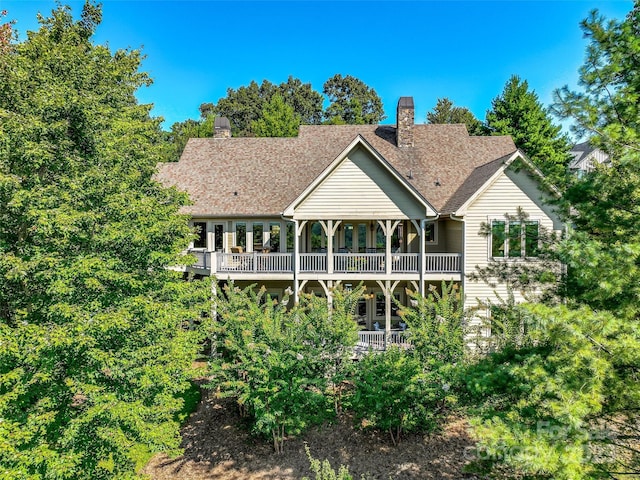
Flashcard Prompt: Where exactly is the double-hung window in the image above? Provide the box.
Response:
[491,219,539,258]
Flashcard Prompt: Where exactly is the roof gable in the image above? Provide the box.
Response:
[284,136,435,219]
[450,150,558,216]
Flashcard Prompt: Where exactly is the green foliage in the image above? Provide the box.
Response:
[251,94,300,137]
[209,283,362,453]
[352,347,444,446]
[0,3,210,478]
[322,74,385,125]
[302,444,365,480]
[399,283,465,367]
[553,3,640,154]
[208,76,324,136]
[426,97,487,135]
[464,304,640,479]
[486,75,573,189]
[552,3,640,318]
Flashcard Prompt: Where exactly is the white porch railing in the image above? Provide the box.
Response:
[356,330,412,351]
[391,253,418,273]
[334,253,385,273]
[191,251,462,274]
[216,252,292,272]
[300,253,327,272]
[424,253,461,273]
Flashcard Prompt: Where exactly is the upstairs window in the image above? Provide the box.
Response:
[193,222,207,248]
[491,220,539,258]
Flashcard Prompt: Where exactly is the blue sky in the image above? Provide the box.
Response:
[1,0,634,136]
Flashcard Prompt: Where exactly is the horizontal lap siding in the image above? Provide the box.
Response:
[463,170,560,310]
[294,148,424,219]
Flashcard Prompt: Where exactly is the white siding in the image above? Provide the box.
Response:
[294,147,426,220]
[463,169,562,310]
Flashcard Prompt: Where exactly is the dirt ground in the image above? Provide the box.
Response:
[144,389,478,480]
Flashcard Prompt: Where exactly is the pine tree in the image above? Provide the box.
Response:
[486,75,572,189]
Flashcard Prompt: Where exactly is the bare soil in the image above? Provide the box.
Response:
[144,388,477,480]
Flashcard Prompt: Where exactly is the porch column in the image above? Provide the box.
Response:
[385,220,392,275]
[419,219,425,297]
[293,219,300,304]
[326,220,334,274]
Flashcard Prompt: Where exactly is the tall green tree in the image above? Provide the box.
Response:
[323,74,385,125]
[206,76,323,136]
[251,93,300,137]
[0,3,208,478]
[553,1,640,317]
[486,75,572,188]
[426,97,486,135]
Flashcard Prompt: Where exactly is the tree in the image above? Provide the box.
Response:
[209,283,362,453]
[553,2,640,317]
[426,97,486,135]
[251,93,300,137]
[0,3,208,478]
[162,114,215,162]
[486,75,573,189]
[323,74,385,125]
[553,3,640,154]
[209,76,323,136]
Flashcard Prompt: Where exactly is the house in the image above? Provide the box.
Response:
[156,97,563,342]
[569,141,610,178]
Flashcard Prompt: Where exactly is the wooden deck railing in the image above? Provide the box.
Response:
[189,251,462,274]
[356,330,412,351]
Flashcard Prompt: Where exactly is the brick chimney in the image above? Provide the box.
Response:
[214,116,231,139]
[396,97,414,148]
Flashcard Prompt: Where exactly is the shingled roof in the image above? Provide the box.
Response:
[156,123,517,217]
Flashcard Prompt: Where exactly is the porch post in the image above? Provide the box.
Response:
[385,220,392,275]
[293,219,300,304]
[419,219,425,297]
[385,280,391,339]
[326,220,334,274]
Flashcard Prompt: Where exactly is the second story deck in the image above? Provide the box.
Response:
[188,250,462,280]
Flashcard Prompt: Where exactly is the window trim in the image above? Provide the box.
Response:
[488,217,540,260]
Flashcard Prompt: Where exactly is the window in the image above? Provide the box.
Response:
[286,223,294,252]
[425,222,437,244]
[214,224,224,251]
[269,222,280,252]
[491,219,539,258]
[253,222,263,251]
[235,222,246,250]
[193,221,207,248]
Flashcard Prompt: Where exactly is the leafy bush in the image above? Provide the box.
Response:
[209,282,362,453]
[351,347,446,445]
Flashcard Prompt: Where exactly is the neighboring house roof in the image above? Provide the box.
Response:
[156,123,517,217]
[569,141,610,171]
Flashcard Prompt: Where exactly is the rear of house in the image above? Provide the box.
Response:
[156,97,563,342]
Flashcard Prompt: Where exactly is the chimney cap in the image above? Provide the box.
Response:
[398,97,414,109]
[214,116,231,130]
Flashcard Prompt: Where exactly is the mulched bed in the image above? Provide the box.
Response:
[144,389,478,480]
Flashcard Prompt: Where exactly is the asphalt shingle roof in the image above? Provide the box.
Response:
[156,123,517,216]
